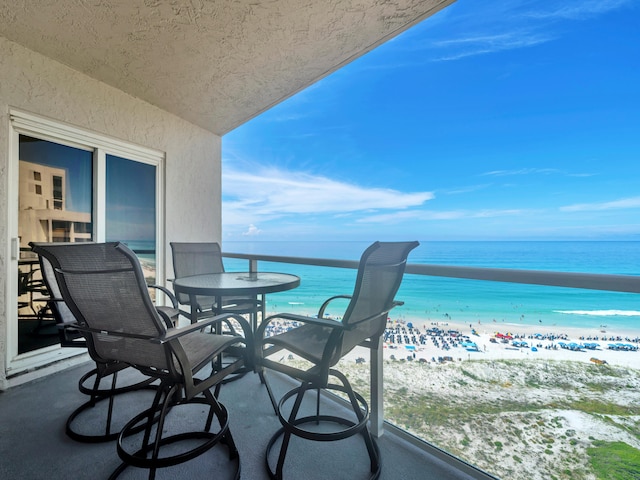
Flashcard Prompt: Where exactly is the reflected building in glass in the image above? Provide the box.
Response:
[19,160,92,247]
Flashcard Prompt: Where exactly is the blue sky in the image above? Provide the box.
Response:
[222,0,640,242]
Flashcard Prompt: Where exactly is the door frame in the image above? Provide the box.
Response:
[5,109,166,378]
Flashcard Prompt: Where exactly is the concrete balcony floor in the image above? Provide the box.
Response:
[0,359,481,479]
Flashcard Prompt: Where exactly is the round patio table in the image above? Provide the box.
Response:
[173,271,300,328]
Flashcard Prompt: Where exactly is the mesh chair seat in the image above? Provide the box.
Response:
[177,331,241,373]
[265,321,334,366]
[256,241,419,480]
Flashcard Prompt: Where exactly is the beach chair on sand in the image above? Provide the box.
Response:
[255,241,419,479]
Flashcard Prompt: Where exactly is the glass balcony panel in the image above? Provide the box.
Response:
[223,251,640,480]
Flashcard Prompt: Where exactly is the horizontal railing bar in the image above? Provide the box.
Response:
[223,252,640,294]
[404,263,640,294]
[223,251,359,269]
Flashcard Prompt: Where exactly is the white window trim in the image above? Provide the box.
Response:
[6,109,166,377]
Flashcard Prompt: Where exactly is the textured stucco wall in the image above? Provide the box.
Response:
[0,36,221,386]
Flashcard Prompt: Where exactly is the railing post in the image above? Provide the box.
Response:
[370,339,384,437]
[247,258,265,323]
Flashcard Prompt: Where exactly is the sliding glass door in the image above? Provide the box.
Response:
[9,111,164,373]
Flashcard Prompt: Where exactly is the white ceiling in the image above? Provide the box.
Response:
[0,0,453,135]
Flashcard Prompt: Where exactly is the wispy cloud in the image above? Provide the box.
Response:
[431,31,552,61]
[480,168,597,178]
[473,209,527,218]
[416,0,633,62]
[481,168,562,177]
[521,0,633,21]
[356,210,465,224]
[357,207,526,224]
[560,196,640,212]
[222,165,434,227]
[442,183,492,195]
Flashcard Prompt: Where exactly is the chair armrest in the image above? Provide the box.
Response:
[257,312,345,340]
[317,295,351,318]
[56,319,80,331]
[148,284,179,309]
[156,308,176,328]
[154,313,252,344]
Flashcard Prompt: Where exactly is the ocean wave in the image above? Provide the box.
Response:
[554,309,640,317]
[288,302,304,305]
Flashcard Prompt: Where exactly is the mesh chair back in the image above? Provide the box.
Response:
[32,242,171,371]
[339,241,419,358]
[171,242,224,306]
[38,254,86,348]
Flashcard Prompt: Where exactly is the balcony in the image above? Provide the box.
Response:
[1,250,638,479]
[0,351,487,480]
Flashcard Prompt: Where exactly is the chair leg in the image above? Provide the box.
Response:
[140,382,168,454]
[260,369,279,414]
[265,374,381,480]
[204,387,239,459]
[104,371,120,437]
[67,368,154,443]
[332,369,381,475]
[112,380,240,479]
[270,381,308,479]
[315,387,321,425]
[149,384,179,478]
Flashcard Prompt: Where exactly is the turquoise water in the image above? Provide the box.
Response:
[221,241,640,333]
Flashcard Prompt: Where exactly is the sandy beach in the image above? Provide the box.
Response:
[262,315,640,480]
[262,311,640,479]
[378,317,640,369]
[262,309,640,370]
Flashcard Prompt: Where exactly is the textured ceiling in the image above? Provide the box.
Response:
[0,0,453,135]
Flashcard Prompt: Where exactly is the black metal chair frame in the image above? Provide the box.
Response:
[32,243,180,443]
[255,241,419,480]
[32,242,253,480]
[171,241,263,385]
[170,241,264,323]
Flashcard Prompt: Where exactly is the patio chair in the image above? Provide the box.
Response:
[255,241,419,480]
[171,241,263,323]
[32,245,180,442]
[31,242,253,479]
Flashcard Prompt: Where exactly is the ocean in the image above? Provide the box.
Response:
[220,241,640,333]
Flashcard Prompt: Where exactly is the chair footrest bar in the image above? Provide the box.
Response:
[266,382,381,479]
[265,424,381,480]
[77,368,156,398]
[113,397,238,476]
